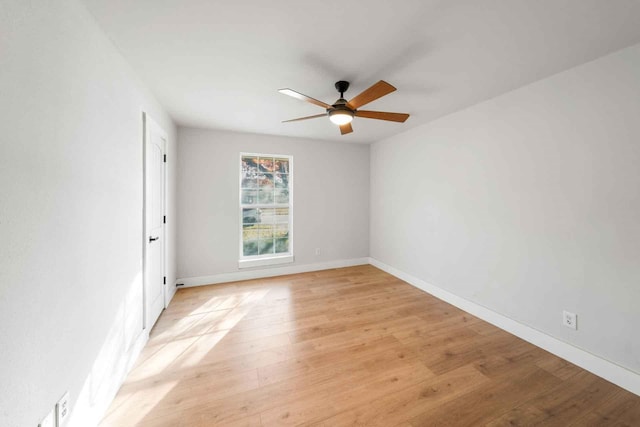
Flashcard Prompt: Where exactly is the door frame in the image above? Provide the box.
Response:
[142,111,167,330]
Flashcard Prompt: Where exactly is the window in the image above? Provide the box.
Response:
[239,153,293,268]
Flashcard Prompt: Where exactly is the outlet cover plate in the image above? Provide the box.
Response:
[563,310,577,330]
[56,391,70,426]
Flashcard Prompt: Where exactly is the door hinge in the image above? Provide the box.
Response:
[163,215,166,224]
[163,154,167,163]
[163,276,166,285]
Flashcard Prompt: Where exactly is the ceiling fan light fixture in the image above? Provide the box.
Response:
[280,80,409,135]
[328,109,354,125]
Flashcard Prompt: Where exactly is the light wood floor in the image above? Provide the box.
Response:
[100,265,640,426]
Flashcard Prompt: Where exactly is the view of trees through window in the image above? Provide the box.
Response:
[241,155,291,257]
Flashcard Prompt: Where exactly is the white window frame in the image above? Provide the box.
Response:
[238,152,294,269]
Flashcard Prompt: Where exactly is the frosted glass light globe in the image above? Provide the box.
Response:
[329,110,354,125]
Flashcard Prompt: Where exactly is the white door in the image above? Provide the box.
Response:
[144,113,166,329]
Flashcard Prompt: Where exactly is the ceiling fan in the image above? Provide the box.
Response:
[279,80,410,135]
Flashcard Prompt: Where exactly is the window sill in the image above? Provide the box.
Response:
[238,255,294,269]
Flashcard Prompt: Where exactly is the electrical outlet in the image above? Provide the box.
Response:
[38,409,55,427]
[315,248,321,256]
[563,310,577,330]
[56,392,70,426]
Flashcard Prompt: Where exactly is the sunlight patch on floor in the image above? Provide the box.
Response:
[99,380,178,427]
[96,285,287,426]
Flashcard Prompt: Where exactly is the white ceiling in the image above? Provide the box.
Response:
[82,0,640,143]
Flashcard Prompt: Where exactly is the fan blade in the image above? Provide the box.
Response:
[339,123,353,135]
[355,110,410,123]
[347,80,396,109]
[279,88,331,109]
[282,114,326,123]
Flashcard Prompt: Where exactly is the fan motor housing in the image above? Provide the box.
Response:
[327,99,353,114]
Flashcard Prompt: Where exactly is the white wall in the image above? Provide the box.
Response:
[371,44,640,374]
[177,128,369,281]
[0,0,176,426]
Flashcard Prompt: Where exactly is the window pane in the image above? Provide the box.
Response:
[275,238,289,253]
[274,207,289,223]
[259,157,275,172]
[242,208,260,224]
[259,224,274,239]
[258,188,273,204]
[242,156,258,190]
[257,208,275,224]
[241,189,257,204]
[243,224,259,241]
[259,173,274,189]
[258,238,274,255]
[274,224,288,238]
[275,158,289,173]
[241,177,257,189]
[243,240,258,256]
[275,173,288,189]
[242,156,258,176]
[274,189,289,204]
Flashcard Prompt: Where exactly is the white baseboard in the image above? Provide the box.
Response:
[368,257,640,397]
[165,279,178,307]
[177,257,370,288]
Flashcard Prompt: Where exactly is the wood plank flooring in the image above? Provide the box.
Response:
[100,265,640,426]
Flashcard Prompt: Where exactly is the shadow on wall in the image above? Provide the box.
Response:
[68,272,144,427]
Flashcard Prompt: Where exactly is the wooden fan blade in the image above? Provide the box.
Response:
[347,80,396,109]
[279,88,331,109]
[339,123,353,135]
[282,114,327,123]
[355,110,410,123]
